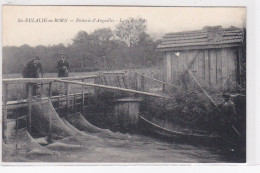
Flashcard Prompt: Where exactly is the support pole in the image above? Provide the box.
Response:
[15,111,18,154]
[47,98,52,143]
[49,82,52,97]
[2,83,8,141]
[82,79,85,110]
[162,82,166,92]
[57,97,60,115]
[134,73,138,90]
[74,92,76,115]
[141,74,145,91]
[48,81,52,143]
[65,82,69,120]
[27,83,32,134]
[40,83,43,99]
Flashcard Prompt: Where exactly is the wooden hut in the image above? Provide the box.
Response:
[157,26,246,91]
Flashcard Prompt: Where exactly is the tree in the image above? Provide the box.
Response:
[92,28,114,42]
[115,17,147,47]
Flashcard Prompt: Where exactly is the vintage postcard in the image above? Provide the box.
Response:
[1,5,247,164]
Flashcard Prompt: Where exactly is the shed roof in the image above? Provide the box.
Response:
[157,26,245,51]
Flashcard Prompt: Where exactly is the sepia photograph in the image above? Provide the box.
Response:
[1,5,247,163]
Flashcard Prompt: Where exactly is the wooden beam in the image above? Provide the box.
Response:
[6,92,91,107]
[2,75,99,84]
[55,79,171,99]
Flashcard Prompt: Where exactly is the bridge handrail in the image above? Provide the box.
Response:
[2,75,99,84]
[135,72,180,89]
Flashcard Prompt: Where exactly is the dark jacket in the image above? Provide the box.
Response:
[22,60,43,78]
[220,100,236,123]
[57,59,69,77]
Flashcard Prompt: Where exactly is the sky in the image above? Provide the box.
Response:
[2,6,246,47]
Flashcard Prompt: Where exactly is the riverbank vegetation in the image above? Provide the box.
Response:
[140,75,246,135]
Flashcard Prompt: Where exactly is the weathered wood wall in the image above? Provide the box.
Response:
[164,47,244,91]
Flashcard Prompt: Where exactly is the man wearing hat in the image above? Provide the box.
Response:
[22,56,44,95]
[56,52,69,78]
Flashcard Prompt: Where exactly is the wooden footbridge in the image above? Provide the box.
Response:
[2,71,176,143]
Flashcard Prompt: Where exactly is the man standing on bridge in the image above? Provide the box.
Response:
[57,52,69,78]
[22,56,44,96]
[56,52,70,93]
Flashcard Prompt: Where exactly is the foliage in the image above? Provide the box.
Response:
[115,17,147,47]
[3,17,163,74]
[140,76,223,132]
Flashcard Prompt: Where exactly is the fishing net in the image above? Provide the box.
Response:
[4,119,16,144]
[3,128,55,157]
[61,118,93,137]
[31,98,76,139]
[67,112,131,140]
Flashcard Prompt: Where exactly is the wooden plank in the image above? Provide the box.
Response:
[163,52,167,82]
[207,50,211,86]
[2,75,99,84]
[171,52,178,80]
[227,48,236,91]
[235,48,240,87]
[166,52,172,83]
[221,48,228,91]
[203,50,209,84]
[209,50,217,86]
[197,50,200,79]
[55,79,171,99]
[27,83,32,134]
[198,50,205,82]
[216,49,223,90]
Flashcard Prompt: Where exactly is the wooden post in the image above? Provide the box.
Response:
[81,79,85,110]
[65,82,69,119]
[162,82,166,92]
[2,83,8,141]
[141,74,145,91]
[134,73,138,90]
[74,93,76,115]
[40,83,43,99]
[27,83,32,134]
[47,98,52,143]
[48,82,52,143]
[49,82,52,97]
[57,97,60,115]
[15,111,18,154]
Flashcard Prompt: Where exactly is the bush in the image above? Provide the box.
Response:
[140,75,223,132]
